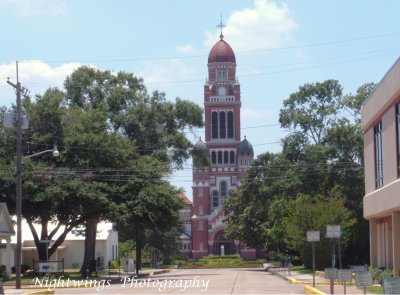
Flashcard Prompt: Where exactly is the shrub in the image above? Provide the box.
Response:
[371,267,393,284]
[11,264,30,274]
[0,265,6,278]
[108,260,120,269]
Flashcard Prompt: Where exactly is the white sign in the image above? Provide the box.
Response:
[123,258,135,273]
[326,225,341,238]
[324,268,337,280]
[39,262,58,273]
[337,269,352,282]
[355,271,373,287]
[307,231,320,242]
[383,277,400,294]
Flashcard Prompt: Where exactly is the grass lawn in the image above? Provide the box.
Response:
[290,265,313,274]
[364,285,384,294]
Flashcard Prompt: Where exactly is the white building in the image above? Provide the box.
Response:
[0,203,15,276]
[13,220,118,270]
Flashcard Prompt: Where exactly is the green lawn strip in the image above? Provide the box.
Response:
[363,285,384,294]
[177,256,263,269]
[290,265,313,274]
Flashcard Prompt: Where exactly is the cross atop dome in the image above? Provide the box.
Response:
[216,15,226,40]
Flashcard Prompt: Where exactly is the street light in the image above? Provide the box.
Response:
[14,145,60,288]
[25,145,59,159]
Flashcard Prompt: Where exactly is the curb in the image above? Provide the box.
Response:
[304,285,327,295]
[23,291,54,295]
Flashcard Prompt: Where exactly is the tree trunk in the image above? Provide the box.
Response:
[80,216,99,276]
[135,227,142,274]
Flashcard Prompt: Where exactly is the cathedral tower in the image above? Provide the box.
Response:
[191,31,255,259]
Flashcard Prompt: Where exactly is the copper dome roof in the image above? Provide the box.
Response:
[237,137,254,156]
[208,38,236,63]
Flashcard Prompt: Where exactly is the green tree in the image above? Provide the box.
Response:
[225,80,373,265]
[279,79,342,144]
[64,66,203,274]
[283,194,355,269]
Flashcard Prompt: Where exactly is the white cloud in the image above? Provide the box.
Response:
[0,0,67,16]
[204,0,297,52]
[139,58,198,87]
[176,44,196,54]
[0,61,81,101]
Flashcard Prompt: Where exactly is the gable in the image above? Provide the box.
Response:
[0,203,15,236]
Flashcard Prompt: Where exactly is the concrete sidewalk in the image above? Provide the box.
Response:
[268,267,376,294]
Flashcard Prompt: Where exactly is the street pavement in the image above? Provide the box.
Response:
[3,267,380,294]
[5,268,305,294]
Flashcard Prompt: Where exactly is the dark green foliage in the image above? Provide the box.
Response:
[225,81,375,266]
[0,66,204,272]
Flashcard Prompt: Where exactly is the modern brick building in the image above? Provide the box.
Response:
[362,57,400,276]
[190,34,255,259]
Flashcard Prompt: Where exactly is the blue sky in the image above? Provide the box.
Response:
[1,0,400,198]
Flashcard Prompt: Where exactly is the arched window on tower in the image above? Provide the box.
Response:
[211,151,216,164]
[224,151,228,164]
[212,190,219,208]
[220,111,226,138]
[212,111,218,139]
[217,70,227,80]
[230,151,235,164]
[218,151,222,164]
[220,181,227,197]
[227,111,234,138]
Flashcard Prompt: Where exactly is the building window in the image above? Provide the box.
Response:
[220,111,226,138]
[217,70,227,80]
[212,112,218,139]
[228,111,234,138]
[211,151,216,164]
[218,151,222,164]
[224,151,229,163]
[212,190,219,207]
[230,151,235,164]
[396,103,400,178]
[198,205,203,215]
[199,187,203,197]
[374,121,383,189]
[220,181,227,197]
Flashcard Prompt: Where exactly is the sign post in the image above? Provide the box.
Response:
[307,230,320,287]
[337,269,352,295]
[326,225,341,295]
[355,271,372,295]
[325,268,337,294]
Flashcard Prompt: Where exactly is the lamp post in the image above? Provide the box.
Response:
[14,146,59,288]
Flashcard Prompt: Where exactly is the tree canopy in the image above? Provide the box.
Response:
[225,80,375,266]
[0,66,203,272]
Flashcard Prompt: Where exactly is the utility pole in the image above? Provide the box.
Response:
[7,61,25,289]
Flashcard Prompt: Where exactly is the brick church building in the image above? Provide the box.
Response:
[190,33,255,259]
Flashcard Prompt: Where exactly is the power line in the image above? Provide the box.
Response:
[11,31,400,65]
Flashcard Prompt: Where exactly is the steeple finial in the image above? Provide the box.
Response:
[217,15,225,40]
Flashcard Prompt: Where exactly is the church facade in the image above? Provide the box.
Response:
[191,34,255,259]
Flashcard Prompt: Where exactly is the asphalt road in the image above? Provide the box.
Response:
[50,268,305,294]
